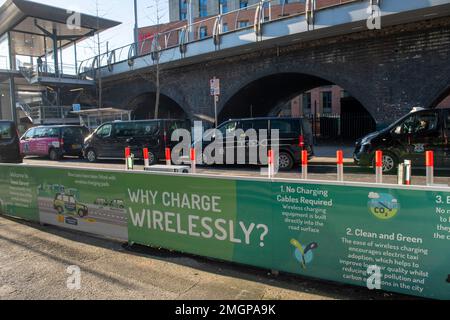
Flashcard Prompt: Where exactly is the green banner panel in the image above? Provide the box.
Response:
[0,164,449,299]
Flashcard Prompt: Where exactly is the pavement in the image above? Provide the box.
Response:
[0,214,411,300]
[21,156,450,186]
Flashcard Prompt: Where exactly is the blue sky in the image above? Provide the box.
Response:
[0,0,170,61]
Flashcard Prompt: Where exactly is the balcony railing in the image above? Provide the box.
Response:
[78,0,362,76]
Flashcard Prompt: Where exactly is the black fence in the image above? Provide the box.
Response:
[305,113,376,143]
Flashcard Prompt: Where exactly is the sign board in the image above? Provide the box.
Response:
[0,164,449,300]
[72,104,81,112]
[210,77,220,96]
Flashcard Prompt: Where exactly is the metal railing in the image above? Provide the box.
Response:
[78,0,362,76]
[16,58,81,83]
[30,105,78,123]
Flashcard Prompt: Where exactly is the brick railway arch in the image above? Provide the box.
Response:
[218,71,372,117]
[429,84,450,109]
[125,91,189,120]
[217,71,376,141]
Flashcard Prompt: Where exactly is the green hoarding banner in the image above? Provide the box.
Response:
[0,164,449,299]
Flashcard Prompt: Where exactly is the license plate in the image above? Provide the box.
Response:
[72,144,81,149]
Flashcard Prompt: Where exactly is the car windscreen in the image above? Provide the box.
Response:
[0,123,12,140]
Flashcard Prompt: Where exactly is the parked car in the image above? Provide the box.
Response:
[199,117,314,170]
[354,107,450,173]
[20,125,90,160]
[53,193,88,217]
[83,119,191,163]
[0,121,22,163]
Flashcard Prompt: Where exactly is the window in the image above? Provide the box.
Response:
[96,124,112,138]
[222,23,229,32]
[219,0,228,13]
[199,0,208,17]
[322,91,332,113]
[0,123,12,140]
[41,127,59,138]
[23,128,35,140]
[303,92,312,114]
[238,20,249,28]
[199,26,208,39]
[33,128,47,138]
[239,0,248,9]
[136,122,159,136]
[219,121,238,136]
[63,127,87,139]
[271,120,300,135]
[395,112,438,135]
[179,0,188,20]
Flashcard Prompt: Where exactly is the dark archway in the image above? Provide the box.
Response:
[431,85,450,109]
[128,92,188,120]
[219,73,332,122]
[219,72,376,142]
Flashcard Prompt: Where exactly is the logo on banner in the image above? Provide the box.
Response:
[368,192,400,220]
[290,239,319,270]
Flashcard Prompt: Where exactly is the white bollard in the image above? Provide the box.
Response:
[190,148,196,174]
[404,160,412,186]
[426,151,434,186]
[143,148,150,167]
[165,148,171,166]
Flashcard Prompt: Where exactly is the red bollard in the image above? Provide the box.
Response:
[125,147,131,170]
[426,151,434,186]
[301,150,308,180]
[165,148,171,166]
[337,150,344,182]
[375,150,383,184]
[143,148,149,167]
[190,148,196,173]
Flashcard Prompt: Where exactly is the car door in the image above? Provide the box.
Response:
[20,128,35,155]
[393,111,443,166]
[135,121,160,158]
[408,110,443,166]
[94,123,115,158]
[32,127,50,155]
[252,120,269,164]
[221,121,239,165]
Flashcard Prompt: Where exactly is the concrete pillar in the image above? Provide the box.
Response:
[8,76,16,122]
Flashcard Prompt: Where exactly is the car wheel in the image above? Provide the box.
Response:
[86,149,97,163]
[49,149,60,161]
[78,209,86,217]
[277,152,294,171]
[147,150,157,165]
[374,151,397,174]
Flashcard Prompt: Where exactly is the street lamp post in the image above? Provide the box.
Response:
[134,0,139,53]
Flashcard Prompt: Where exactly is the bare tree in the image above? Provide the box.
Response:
[142,0,170,119]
